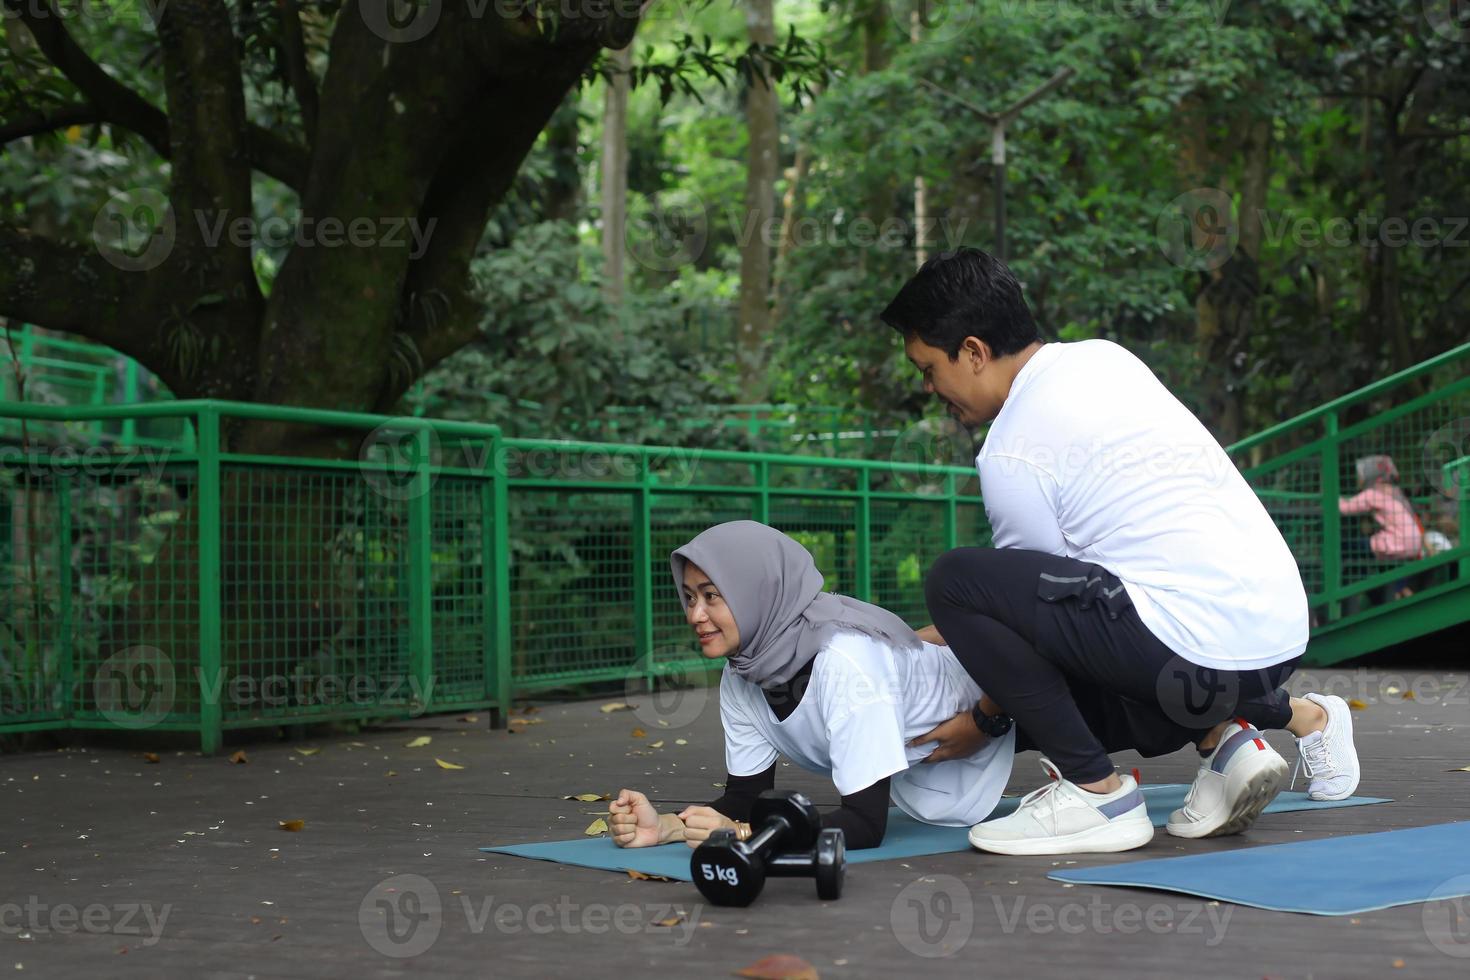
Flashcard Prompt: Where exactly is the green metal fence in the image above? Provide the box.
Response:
[1226,341,1470,663]
[4,341,1467,751]
[0,400,984,752]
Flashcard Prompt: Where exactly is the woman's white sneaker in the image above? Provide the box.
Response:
[1167,719,1287,839]
[969,756,1153,856]
[1294,692,1360,801]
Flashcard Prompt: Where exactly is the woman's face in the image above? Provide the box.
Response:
[682,561,739,659]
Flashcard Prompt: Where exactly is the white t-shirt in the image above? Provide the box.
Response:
[976,339,1308,670]
[721,631,1016,827]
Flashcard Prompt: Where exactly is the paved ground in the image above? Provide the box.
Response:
[4,665,1470,979]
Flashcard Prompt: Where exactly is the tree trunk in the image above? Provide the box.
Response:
[772,137,812,330]
[737,0,779,399]
[601,44,632,304]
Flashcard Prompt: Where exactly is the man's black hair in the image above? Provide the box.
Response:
[879,246,1040,359]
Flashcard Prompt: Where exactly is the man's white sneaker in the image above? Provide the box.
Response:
[969,756,1153,856]
[1293,692,1360,801]
[1167,719,1287,839]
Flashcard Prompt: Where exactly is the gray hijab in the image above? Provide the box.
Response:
[670,520,924,689]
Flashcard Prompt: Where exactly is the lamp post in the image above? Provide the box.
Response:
[919,67,1075,263]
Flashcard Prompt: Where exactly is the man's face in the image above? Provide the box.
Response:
[904,333,998,427]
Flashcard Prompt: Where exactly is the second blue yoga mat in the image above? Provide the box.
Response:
[482,785,1388,881]
[1049,820,1470,915]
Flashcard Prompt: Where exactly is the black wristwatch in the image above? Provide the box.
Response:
[970,702,1014,737]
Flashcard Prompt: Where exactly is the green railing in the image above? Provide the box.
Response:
[1,324,194,451]
[0,399,985,752]
[1226,341,1470,659]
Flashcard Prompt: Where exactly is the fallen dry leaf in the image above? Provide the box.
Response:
[405,736,432,748]
[649,740,665,749]
[434,758,465,770]
[1393,960,1405,969]
[509,717,543,726]
[143,752,160,764]
[1347,698,1368,710]
[458,715,479,723]
[386,770,398,777]
[229,750,249,765]
[734,954,819,980]
[675,739,689,746]
[631,727,647,738]
[585,817,608,836]
[600,702,633,714]
[653,914,686,927]
[1402,691,1416,701]
[1446,766,1470,773]
[294,747,320,756]
[563,793,610,802]
[250,916,262,925]
[278,819,305,832]
[628,870,676,882]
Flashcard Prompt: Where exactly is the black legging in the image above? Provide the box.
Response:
[926,547,1298,784]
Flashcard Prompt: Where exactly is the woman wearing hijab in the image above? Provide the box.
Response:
[607,520,1034,851]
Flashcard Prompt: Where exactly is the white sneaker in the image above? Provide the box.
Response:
[969,757,1153,856]
[1293,692,1360,801]
[1167,719,1287,838]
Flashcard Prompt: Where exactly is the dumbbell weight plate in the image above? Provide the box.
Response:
[813,828,845,901]
[691,829,764,907]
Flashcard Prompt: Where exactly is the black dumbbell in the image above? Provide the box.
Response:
[690,791,846,906]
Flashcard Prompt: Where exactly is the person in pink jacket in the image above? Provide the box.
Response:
[1339,455,1423,599]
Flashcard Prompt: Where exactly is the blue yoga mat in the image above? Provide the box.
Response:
[482,785,1388,881]
[1049,820,1470,915]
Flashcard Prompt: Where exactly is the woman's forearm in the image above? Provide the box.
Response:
[656,812,688,844]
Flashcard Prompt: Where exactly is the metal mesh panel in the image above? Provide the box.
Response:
[870,499,949,628]
[429,478,490,704]
[771,498,858,598]
[509,490,634,684]
[0,465,68,727]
